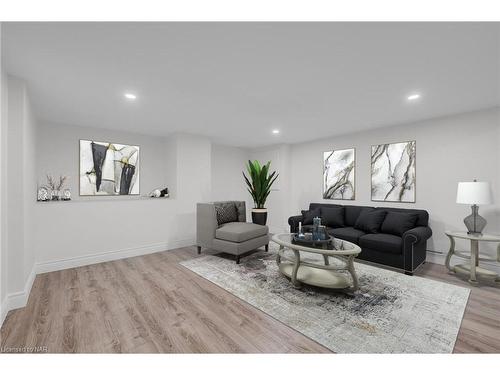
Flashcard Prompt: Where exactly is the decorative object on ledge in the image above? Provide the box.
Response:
[323,148,355,200]
[62,189,72,201]
[46,174,67,201]
[371,140,416,203]
[456,180,492,235]
[243,160,279,226]
[160,187,169,197]
[37,186,50,202]
[80,140,140,196]
[149,187,169,198]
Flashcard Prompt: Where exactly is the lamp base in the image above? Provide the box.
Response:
[464,205,487,235]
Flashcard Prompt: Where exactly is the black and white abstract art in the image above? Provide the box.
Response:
[80,140,140,196]
[371,141,415,202]
[323,148,355,200]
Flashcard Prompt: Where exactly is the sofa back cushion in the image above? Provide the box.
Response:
[381,211,419,236]
[354,209,387,233]
[309,203,342,211]
[378,207,429,227]
[321,206,345,228]
[215,202,238,226]
[302,207,321,225]
[345,205,374,226]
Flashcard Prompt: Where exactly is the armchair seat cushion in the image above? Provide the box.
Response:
[216,222,269,243]
[328,227,366,244]
[359,233,402,254]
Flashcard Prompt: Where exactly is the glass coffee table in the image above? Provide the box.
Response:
[272,233,361,291]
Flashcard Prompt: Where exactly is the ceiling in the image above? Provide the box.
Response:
[3,22,499,147]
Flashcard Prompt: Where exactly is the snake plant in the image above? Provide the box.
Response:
[243,160,279,209]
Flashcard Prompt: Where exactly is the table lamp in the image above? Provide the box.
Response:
[456,180,493,235]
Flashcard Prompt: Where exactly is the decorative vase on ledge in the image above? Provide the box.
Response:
[251,208,268,225]
[51,189,61,201]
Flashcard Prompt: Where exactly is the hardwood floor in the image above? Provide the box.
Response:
[1,247,499,353]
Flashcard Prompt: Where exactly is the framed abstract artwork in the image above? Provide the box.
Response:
[371,140,415,202]
[323,148,355,200]
[80,140,140,196]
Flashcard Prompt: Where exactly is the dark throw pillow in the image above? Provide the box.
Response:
[354,209,387,234]
[321,207,345,228]
[301,208,321,225]
[381,211,419,236]
[215,203,238,226]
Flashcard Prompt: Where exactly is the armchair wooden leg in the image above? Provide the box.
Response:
[404,271,413,276]
[236,255,240,264]
[197,246,201,255]
[265,244,269,252]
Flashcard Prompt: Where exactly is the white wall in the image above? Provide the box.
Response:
[288,108,500,260]
[0,75,38,322]
[211,143,252,218]
[34,122,178,267]
[37,122,169,201]
[169,133,212,245]
[250,144,292,234]
[0,22,6,324]
[33,127,252,270]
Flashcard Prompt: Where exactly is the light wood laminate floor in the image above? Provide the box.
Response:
[1,247,499,353]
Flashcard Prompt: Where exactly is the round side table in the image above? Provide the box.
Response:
[445,231,500,285]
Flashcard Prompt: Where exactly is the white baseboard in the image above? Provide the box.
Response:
[36,239,194,274]
[0,264,36,328]
[0,238,195,328]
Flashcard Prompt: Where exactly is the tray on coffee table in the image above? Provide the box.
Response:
[292,233,334,249]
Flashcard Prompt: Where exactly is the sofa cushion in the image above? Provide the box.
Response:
[381,211,419,236]
[354,209,387,234]
[359,233,403,254]
[301,207,321,225]
[321,206,345,228]
[309,203,342,211]
[328,227,366,244]
[378,207,429,227]
[344,205,373,226]
[215,222,268,243]
[215,203,238,225]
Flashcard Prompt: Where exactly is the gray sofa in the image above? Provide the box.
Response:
[196,201,269,263]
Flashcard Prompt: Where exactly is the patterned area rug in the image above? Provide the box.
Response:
[180,244,470,353]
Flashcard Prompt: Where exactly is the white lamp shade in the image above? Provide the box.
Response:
[456,181,493,205]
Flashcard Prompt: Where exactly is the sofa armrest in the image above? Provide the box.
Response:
[403,226,432,245]
[288,215,303,233]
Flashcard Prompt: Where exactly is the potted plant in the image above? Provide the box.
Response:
[243,160,279,225]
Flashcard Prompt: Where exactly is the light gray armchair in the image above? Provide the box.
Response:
[196,201,269,263]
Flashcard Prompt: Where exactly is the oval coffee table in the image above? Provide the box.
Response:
[272,233,361,291]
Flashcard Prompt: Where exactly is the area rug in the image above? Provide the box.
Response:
[180,244,470,353]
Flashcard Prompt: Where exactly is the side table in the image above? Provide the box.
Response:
[445,231,500,285]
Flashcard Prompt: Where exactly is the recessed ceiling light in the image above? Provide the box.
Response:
[407,93,421,101]
[272,129,280,134]
[124,92,137,100]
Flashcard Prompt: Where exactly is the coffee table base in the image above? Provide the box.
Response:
[276,243,359,291]
[279,263,352,289]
